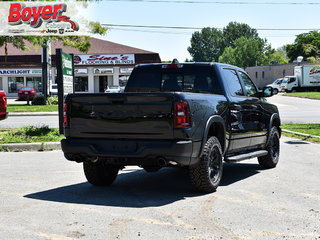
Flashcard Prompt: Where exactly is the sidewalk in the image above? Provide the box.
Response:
[8,112,58,116]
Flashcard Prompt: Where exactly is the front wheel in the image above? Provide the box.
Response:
[83,161,119,186]
[273,88,278,94]
[258,127,280,168]
[189,136,223,193]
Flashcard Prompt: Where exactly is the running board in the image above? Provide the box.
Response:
[225,150,268,162]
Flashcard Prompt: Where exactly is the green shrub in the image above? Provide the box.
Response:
[32,96,46,105]
[47,96,58,105]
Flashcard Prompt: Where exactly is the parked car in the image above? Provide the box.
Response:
[50,84,58,96]
[0,91,8,121]
[104,85,121,93]
[61,61,281,193]
[18,86,36,100]
[267,78,283,94]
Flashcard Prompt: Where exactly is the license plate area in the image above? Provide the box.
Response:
[100,141,138,153]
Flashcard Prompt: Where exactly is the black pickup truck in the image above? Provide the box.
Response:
[61,61,281,192]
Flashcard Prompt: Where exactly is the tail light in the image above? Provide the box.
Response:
[3,96,7,109]
[0,96,6,110]
[63,102,69,127]
[174,101,191,128]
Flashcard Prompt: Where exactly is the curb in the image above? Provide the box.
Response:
[1,142,61,152]
[282,129,320,140]
[282,94,320,101]
[8,112,58,116]
[1,130,318,152]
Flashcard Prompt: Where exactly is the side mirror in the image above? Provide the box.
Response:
[260,86,273,98]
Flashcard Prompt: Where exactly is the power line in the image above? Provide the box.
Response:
[104,0,320,5]
[103,23,320,31]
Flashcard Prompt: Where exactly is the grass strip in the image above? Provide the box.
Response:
[7,104,58,112]
[0,126,65,145]
[282,123,320,144]
[284,92,320,99]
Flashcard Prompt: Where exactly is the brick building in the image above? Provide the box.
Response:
[0,38,161,97]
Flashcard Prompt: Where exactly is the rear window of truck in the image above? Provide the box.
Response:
[125,65,222,94]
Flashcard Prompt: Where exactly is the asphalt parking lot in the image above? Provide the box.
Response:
[0,136,319,240]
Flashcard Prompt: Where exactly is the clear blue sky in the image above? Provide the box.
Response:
[87,0,320,61]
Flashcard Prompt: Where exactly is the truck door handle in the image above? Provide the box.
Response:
[233,104,242,110]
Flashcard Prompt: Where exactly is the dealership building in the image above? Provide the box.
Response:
[0,37,161,97]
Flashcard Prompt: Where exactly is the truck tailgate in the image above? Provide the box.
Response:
[67,93,175,139]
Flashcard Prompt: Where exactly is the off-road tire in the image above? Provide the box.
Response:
[258,126,280,168]
[83,161,119,186]
[189,136,223,193]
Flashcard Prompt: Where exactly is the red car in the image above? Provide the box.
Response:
[18,86,36,100]
[0,91,8,121]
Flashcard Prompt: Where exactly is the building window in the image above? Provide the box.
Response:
[262,71,265,79]
[255,72,258,78]
[119,75,130,87]
[75,76,88,92]
[26,77,42,93]
[8,77,24,93]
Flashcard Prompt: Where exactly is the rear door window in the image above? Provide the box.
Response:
[238,72,258,97]
[223,68,244,96]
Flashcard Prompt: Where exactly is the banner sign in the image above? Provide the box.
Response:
[0,2,88,36]
[120,67,134,74]
[0,69,42,75]
[94,68,113,74]
[74,54,135,65]
[75,68,88,74]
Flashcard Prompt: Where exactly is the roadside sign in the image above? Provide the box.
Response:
[56,49,74,134]
[62,52,74,95]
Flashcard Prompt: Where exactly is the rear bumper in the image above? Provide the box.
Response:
[0,112,8,121]
[61,138,197,166]
[18,94,35,100]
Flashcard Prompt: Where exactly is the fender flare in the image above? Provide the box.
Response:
[269,113,281,138]
[199,115,227,156]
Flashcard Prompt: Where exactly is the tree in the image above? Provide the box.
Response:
[218,37,273,68]
[187,27,223,62]
[0,36,29,62]
[270,46,289,64]
[286,31,320,62]
[187,22,261,62]
[222,21,259,48]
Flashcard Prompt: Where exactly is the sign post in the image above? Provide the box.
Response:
[56,49,74,134]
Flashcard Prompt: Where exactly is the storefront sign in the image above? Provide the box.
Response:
[75,68,88,74]
[94,68,113,74]
[74,54,135,65]
[120,67,134,74]
[0,69,42,75]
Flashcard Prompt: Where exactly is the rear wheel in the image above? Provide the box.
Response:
[258,127,280,168]
[142,165,161,172]
[83,160,119,186]
[189,136,223,193]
